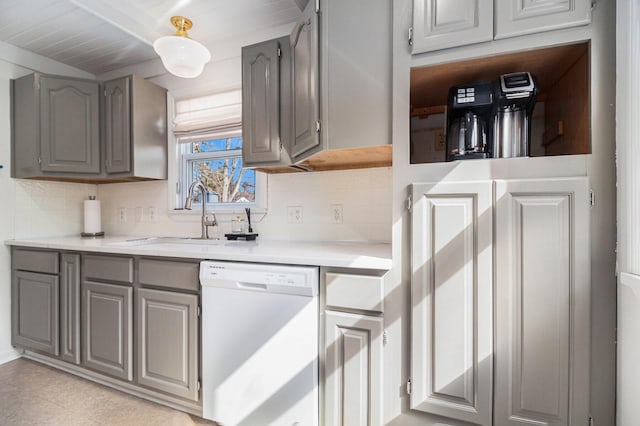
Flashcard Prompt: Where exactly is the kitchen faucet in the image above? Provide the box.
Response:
[184,181,218,239]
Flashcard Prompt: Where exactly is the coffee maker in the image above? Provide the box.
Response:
[445,81,494,161]
[445,72,538,161]
[492,72,538,158]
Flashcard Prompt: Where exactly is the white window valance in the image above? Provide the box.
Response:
[172,89,242,137]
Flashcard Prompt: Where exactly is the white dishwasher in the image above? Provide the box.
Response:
[200,261,319,426]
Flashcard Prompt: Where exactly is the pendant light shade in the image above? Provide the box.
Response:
[154,16,211,79]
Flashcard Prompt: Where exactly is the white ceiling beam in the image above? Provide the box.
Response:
[0,40,95,79]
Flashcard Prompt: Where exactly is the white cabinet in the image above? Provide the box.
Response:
[410,177,590,426]
[325,311,383,426]
[412,0,591,54]
[412,0,493,53]
[410,181,493,425]
[493,178,590,426]
[323,269,385,426]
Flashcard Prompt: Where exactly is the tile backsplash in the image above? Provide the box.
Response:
[98,167,392,242]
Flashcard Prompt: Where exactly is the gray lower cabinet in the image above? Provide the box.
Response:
[82,281,133,381]
[136,288,199,401]
[60,254,81,364]
[12,270,60,356]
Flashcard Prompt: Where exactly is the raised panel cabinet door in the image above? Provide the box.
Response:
[39,76,100,173]
[495,0,591,40]
[242,38,283,166]
[104,77,132,174]
[136,288,199,402]
[12,271,60,356]
[290,0,320,160]
[60,254,81,364]
[412,0,493,54]
[324,311,383,426]
[494,178,590,426]
[82,281,133,381]
[410,181,493,425]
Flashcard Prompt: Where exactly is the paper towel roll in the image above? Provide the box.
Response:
[83,197,102,235]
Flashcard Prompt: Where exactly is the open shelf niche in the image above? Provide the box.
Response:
[410,42,590,164]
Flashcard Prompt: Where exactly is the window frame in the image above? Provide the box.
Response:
[168,129,266,216]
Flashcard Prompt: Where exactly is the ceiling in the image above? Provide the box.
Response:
[0,0,302,76]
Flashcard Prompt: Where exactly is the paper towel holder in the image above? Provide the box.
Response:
[81,195,105,238]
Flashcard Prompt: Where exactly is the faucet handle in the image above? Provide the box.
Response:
[204,214,218,227]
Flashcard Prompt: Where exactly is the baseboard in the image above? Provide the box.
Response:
[0,348,23,365]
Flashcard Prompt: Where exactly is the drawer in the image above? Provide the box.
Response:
[12,249,59,274]
[139,258,200,292]
[84,254,133,284]
[325,272,384,313]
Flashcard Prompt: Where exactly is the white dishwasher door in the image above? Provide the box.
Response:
[201,261,319,426]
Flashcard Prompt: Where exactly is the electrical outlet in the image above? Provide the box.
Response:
[148,207,158,223]
[117,207,127,223]
[330,204,343,224]
[287,206,303,224]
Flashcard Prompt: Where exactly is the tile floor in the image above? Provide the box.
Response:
[0,358,217,425]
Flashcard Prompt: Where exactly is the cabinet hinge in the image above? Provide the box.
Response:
[35,78,40,90]
[406,378,412,395]
[315,120,321,133]
[37,156,42,165]
[589,190,595,207]
[277,47,282,58]
[407,193,413,213]
[197,380,201,392]
[315,0,320,13]
[382,329,388,346]
[589,415,593,426]
[197,306,201,317]
[408,26,414,46]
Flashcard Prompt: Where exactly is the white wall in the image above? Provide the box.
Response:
[97,167,392,242]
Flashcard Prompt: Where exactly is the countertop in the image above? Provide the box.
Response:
[5,236,392,270]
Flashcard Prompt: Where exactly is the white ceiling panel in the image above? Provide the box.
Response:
[0,0,301,75]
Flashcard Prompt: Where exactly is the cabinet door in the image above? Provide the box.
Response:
[495,0,591,40]
[410,181,493,425]
[104,77,132,174]
[412,0,493,54]
[136,288,199,402]
[39,76,100,173]
[12,271,59,356]
[494,178,590,426]
[242,39,283,166]
[60,254,81,364]
[82,281,133,381]
[325,311,383,426]
[290,0,320,160]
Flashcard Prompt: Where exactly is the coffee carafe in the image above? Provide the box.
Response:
[445,81,494,161]
[492,72,538,158]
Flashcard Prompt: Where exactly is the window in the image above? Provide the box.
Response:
[178,131,258,210]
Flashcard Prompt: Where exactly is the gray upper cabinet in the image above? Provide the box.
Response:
[242,37,292,167]
[82,280,133,381]
[103,75,167,180]
[412,0,591,54]
[12,73,100,178]
[136,288,199,402]
[290,0,320,160]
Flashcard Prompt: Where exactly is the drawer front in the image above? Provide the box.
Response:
[83,254,133,284]
[326,272,384,313]
[13,249,59,274]
[138,258,200,292]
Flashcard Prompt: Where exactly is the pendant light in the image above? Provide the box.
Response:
[154,16,211,79]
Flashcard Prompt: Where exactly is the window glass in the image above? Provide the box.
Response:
[179,136,256,208]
